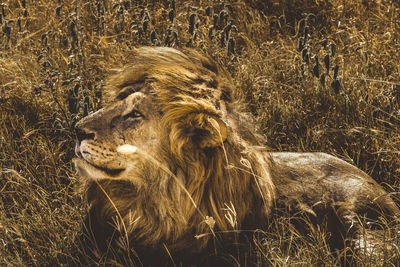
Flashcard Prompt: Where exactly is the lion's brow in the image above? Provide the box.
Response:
[116,81,146,100]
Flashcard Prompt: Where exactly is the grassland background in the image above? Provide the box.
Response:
[0,0,399,265]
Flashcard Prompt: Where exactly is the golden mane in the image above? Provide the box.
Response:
[77,47,275,252]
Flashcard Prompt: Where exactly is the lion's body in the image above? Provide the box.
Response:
[74,47,399,263]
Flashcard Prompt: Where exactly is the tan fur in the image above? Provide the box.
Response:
[74,47,399,259]
[74,47,274,253]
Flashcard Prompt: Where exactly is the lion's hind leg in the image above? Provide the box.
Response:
[337,202,400,265]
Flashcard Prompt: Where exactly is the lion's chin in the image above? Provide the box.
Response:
[73,158,125,179]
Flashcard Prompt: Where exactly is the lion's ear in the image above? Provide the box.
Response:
[168,112,228,152]
[197,115,228,149]
[184,112,227,149]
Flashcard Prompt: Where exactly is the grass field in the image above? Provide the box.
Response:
[1,0,399,265]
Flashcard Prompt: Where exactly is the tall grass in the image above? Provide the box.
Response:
[1,0,399,265]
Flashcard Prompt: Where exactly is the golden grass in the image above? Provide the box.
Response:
[0,0,399,265]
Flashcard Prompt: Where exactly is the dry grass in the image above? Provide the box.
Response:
[0,0,399,265]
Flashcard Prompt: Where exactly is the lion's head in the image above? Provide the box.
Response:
[74,47,275,253]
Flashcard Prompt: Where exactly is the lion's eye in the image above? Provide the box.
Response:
[123,110,143,120]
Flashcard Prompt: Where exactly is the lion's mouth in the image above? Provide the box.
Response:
[74,158,126,178]
[74,142,133,178]
[87,161,125,176]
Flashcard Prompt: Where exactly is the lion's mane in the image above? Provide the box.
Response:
[79,47,275,253]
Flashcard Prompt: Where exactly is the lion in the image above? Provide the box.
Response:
[74,47,399,264]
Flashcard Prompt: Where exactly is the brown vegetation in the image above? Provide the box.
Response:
[1,0,399,266]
